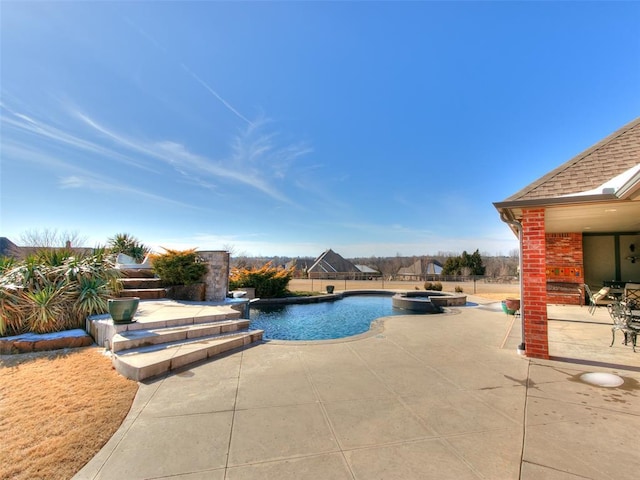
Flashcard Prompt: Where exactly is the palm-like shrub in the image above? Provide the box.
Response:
[229,262,293,298]
[0,250,121,337]
[107,233,150,262]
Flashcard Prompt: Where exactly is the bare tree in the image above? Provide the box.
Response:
[20,229,86,248]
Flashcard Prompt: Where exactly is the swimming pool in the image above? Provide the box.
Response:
[249,295,405,341]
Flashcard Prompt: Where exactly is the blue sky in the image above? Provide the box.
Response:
[1,1,639,258]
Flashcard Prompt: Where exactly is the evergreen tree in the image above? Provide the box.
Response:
[442,249,486,275]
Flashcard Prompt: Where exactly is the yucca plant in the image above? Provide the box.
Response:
[0,256,16,275]
[74,276,110,317]
[0,281,26,336]
[23,281,73,333]
[0,248,122,336]
[35,248,75,267]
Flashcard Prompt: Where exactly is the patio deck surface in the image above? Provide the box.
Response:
[75,297,640,479]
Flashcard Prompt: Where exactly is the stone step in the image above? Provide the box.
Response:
[119,288,166,300]
[111,319,250,352]
[119,269,157,278]
[120,278,163,289]
[111,306,242,333]
[112,330,264,381]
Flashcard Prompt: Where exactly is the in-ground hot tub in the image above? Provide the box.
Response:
[392,290,467,312]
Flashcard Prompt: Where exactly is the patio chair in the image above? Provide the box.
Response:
[607,301,639,352]
[623,283,640,309]
[115,253,153,270]
[584,284,610,315]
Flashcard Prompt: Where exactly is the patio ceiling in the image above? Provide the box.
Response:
[545,199,640,233]
[495,175,640,236]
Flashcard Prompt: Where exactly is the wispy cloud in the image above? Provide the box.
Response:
[180,63,253,125]
[125,16,253,126]
[58,174,197,208]
[2,139,196,208]
[72,110,309,203]
[120,15,314,202]
[2,95,312,205]
[1,102,155,172]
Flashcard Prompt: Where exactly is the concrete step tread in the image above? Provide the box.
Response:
[115,329,257,355]
[113,311,242,333]
[111,319,251,352]
[112,330,264,381]
[114,319,249,340]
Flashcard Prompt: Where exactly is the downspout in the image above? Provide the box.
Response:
[500,211,526,354]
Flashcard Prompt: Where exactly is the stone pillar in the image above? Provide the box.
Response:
[521,208,549,359]
[199,251,230,302]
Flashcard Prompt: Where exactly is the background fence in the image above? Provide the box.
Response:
[288,277,520,300]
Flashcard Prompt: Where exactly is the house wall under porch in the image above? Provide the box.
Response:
[545,232,584,305]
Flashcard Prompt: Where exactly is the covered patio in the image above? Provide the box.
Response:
[495,117,640,359]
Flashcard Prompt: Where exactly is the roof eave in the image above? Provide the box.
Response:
[616,170,640,199]
[493,193,618,211]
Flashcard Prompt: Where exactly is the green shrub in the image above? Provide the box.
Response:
[455,285,464,293]
[424,281,443,291]
[229,263,293,298]
[107,233,150,262]
[152,248,207,286]
[0,251,120,337]
[0,256,15,275]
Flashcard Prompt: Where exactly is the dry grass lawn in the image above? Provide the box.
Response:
[0,347,138,480]
[0,284,516,480]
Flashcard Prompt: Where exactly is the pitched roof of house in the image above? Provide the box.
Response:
[505,117,640,201]
[308,249,360,273]
[355,264,380,274]
[397,258,443,276]
[0,237,19,257]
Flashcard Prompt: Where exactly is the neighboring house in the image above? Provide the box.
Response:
[396,258,443,280]
[0,237,20,258]
[354,264,382,280]
[0,237,94,259]
[307,249,362,279]
[494,117,640,359]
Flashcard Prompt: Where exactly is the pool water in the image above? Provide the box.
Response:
[249,295,404,340]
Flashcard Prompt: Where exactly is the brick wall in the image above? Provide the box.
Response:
[545,233,584,305]
[521,209,549,359]
[199,251,230,301]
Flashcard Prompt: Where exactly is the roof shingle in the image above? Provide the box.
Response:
[506,117,640,201]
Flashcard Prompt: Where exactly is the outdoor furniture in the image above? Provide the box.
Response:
[115,253,153,270]
[623,282,640,308]
[584,284,610,315]
[607,301,640,352]
[603,280,625,299]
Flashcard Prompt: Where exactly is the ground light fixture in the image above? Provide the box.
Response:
[579,372,624,388]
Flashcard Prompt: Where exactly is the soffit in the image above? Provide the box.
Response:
[507,199,640,234]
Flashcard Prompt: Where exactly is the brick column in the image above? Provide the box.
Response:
[199,251,230,301]
[521,208,549,359]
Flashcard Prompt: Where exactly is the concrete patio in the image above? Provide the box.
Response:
[74,296,640,480]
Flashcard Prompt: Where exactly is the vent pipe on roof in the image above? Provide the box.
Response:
[499,211,526,355]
